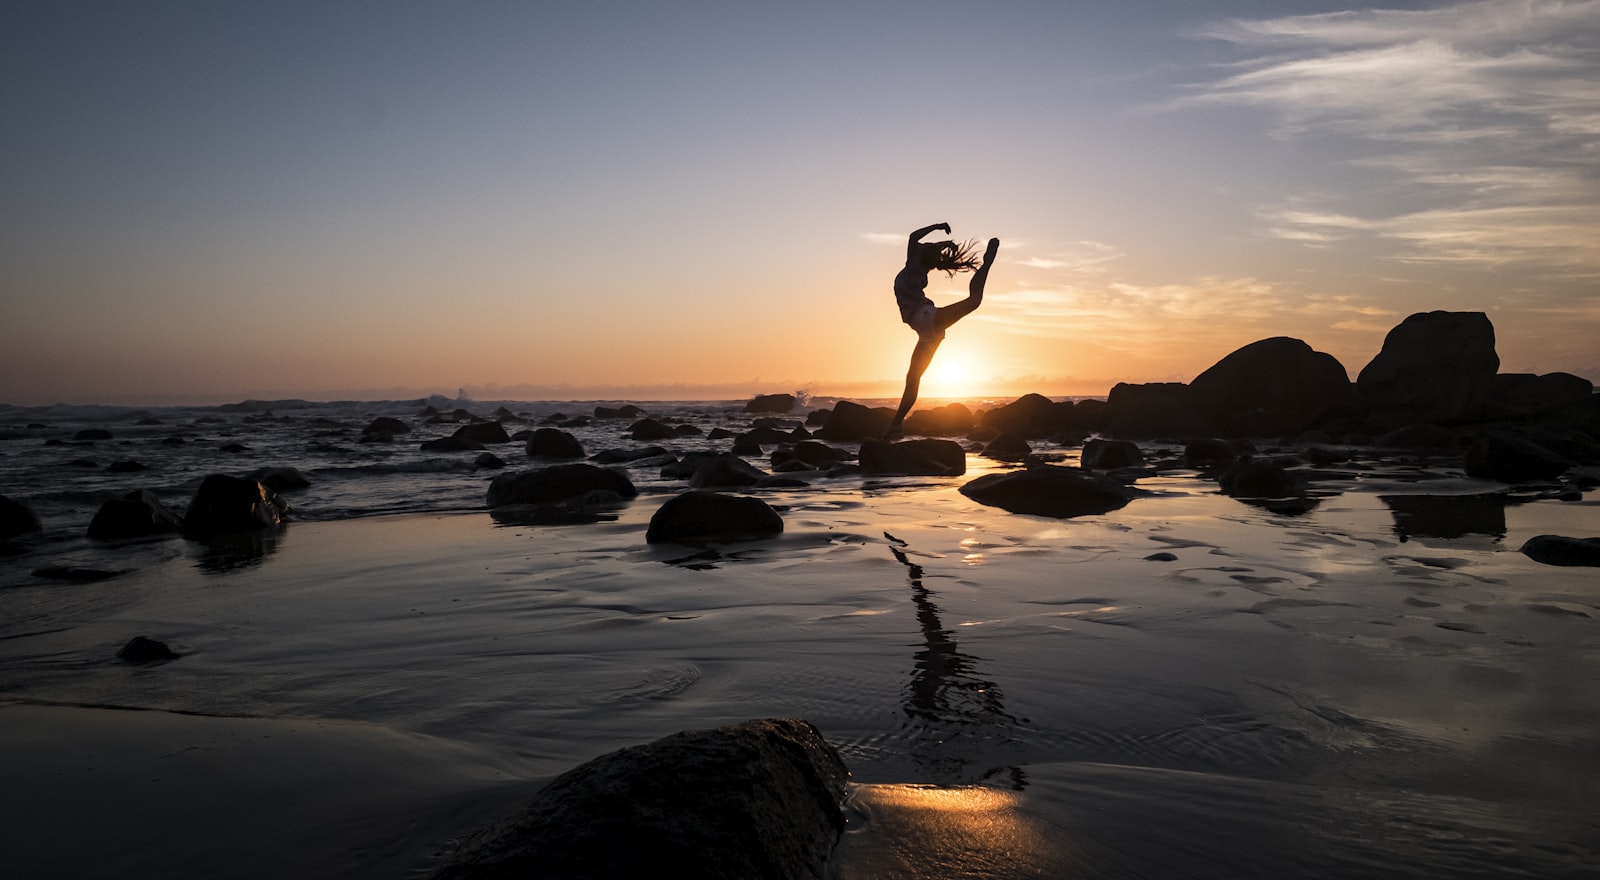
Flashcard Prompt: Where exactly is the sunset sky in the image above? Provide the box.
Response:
[3,1,1597,406]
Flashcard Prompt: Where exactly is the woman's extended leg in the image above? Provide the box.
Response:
[885,334,943,438]
[933,238,999,332]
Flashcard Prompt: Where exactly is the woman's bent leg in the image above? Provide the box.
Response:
[934,238,999,332]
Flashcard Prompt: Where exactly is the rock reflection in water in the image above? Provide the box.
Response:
[193,528,284,574]
[1382,493,1506,542]
[887,534,1023,785]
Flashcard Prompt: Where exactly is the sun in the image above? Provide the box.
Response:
[927,356,975,398]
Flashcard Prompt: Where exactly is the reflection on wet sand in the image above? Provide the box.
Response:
[886,533,1023,787]
[194,528,285,574]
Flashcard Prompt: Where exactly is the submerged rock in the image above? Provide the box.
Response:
[646,490,784,545]
[182,475,290,535]
[486,464,637,508]
[1519,534,1600,567]
[431,718,845,880]
[1,494,44,540]
[117,635,180,664]
[960,466,1139,517]
[88,490,185,539]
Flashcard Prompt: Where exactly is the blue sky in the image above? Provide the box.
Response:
[2,0,1596,404]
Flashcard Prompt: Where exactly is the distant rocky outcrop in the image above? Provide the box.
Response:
[182,475,290,535]
[744,393,796,414]
[960,466,1140,518]
[858,439,965,476]
[430,718,844,880]
[88,490,184,539]
[526,428,585,459]
[486,464,638,508]
[646,491,785,545]
[1,494,44,540]
[1357,311,1498,427]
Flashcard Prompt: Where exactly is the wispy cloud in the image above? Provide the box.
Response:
[1189,0,1600,273]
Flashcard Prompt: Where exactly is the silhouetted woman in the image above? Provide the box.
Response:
[885,222,999,437]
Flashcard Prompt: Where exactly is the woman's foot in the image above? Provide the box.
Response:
[984,237,1000,264]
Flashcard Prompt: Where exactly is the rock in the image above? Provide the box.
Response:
[595,404,645,419]
[708,428,738,440]
[107,460,147,473]
[1217,458,1307,498]
[363,417,411,435]
[486,464,638,508]
[772,441,850,469]
[858,439,966,476]
[1356,311,1499,425]
[960,466,1139,517]
[73,428,113,441]
[688,453,768,489]
[645,491,786,545]
[1184,438,1239,470]
[1463,433,1573,483]
[475,452,506,469]
[558,417,592,428]
[88,490,184,539]
[527,428,585,458]
[421,436,484,452]
[182,475,290,535]
[805,409,830,427]
[982,433,1031,462]
[1519,534,1600,567]
[1187,337,1354,437]
[630,418,680,441]
[731,434,763,456]
[590,445,669,464]
[4,494,46,540]
[745,393,797,414]
[1081,438,1143,470]
[431,719,842,880]
[117,636,180,664]
[1491,372,1594,412]
[244,466,311,491]
[818,400,895,441]
[675,423,703,436]
[453,421,512,445]
[1103,383,1215,440]
[981,393,1069,438]
[902,403,976,437]
[744,425,795,445]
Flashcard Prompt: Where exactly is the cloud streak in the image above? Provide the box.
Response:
[1189,0,1600,273]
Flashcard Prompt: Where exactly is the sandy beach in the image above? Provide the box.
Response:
[4,442,1597,877]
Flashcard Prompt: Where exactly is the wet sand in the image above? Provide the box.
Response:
[2,464,1597,877]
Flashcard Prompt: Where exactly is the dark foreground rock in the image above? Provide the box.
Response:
[486,464,638,508]
[182,475,289,535]
[646,491,784,544]
[88,490,184,539]
[1,494,44,540]
[117,636,180,663]
[1519,535,1600,567]
[859,439,965,476]
[960,466,1140,517]
[432,718,845,880]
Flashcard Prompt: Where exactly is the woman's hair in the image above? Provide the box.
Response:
[920,239,983,275]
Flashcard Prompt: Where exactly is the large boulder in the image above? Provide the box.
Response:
[431,718,843,880]
[1,494,44,540]
[818,400,895,441]
[486,464,638,508]
[980,393,1069,439]
[453,421,512,445]
[960,466,1139,517]
[688,452,768,489]
[858,439,965,476]
[1357,311,1499,425]
[88,490,185,539]
[1187,337,1354,437]
[745,393,797,414]
[182,475,289,535]
[527,428,585,459]
[1519,535,1600,567]
[1102,383,1215,440]
[902,403,976,437]
[1462,433,1573,483]
[645,491,785,545]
